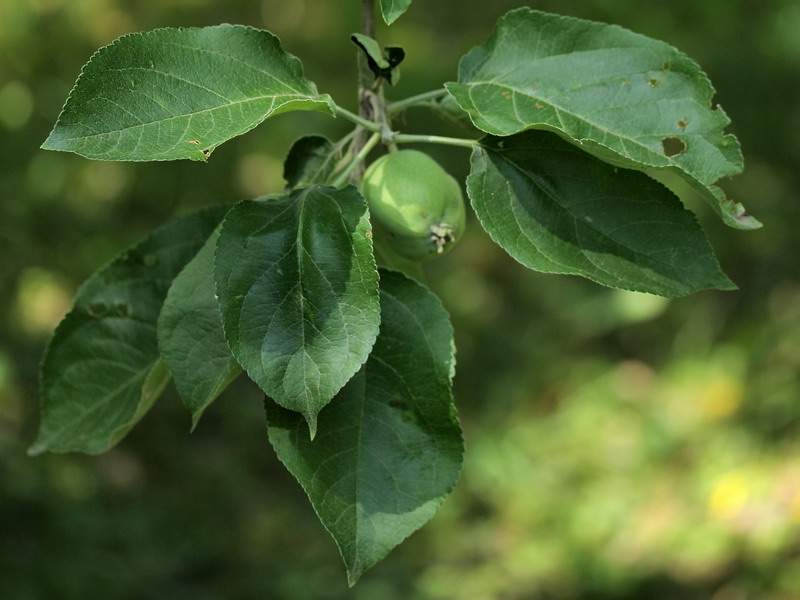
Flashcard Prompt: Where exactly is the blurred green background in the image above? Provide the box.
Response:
[2,0,799,598]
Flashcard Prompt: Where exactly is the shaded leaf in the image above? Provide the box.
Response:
[30,207,227,455]
[214,186,380,437]
[351,34,391,70]
[266,269,462,585]
[468,131,735,297]
[351,34,405,85]
[446,8,759,229]
[371,236,425,282]
[379,0,412,25]
[157,225,242,429]
[384,47,406,70]
[283,135,338,189]
[42,25,335,161]
[430,93,477,130]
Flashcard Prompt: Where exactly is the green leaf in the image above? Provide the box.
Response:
[157,225,242,430]
[430,93,477,130]
[283,135,337,190]
[351,34,405,85]
[42,25,335,162]
[379,0,412,25]
[468,131,735,297]
[214,186,380,437]
[371,236,425,282]
[446,8,759,229]
[29,207,227,455]
[266,269,462,585]
[351,34,390,70]
[384,47,406,70]
[130,358,172,436]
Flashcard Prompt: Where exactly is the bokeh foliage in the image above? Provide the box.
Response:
[2,0,799,598]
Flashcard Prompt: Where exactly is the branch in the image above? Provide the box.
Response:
[362,0,376,38]
[352,0,378,179]
[336,105,382,132]
[387,88,449,115]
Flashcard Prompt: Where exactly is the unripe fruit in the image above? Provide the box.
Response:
[361,150,466,262]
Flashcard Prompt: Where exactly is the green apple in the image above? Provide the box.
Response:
[361,150,466,262]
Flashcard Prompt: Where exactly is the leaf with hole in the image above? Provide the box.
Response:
[446,8,759,229]
[467,131,735,297]
[30,207,227,455]
[213,186,380,437]
[266,269,462,585]
[42,25,335,161]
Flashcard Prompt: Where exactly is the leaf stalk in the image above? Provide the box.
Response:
[332,131,381,188]
[387,88,448,114]
[393,134,478,149]
[335,105,383,132]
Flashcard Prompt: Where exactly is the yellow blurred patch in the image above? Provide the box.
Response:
[701,376,744,419]
[709,473,749,521]
[15,268,72,336]
[791,493,800,523]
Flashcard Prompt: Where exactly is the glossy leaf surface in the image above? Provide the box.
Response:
[266,270,462,585]
[446,8,758,229]
[468,131,735,297]
[214,186,380,436]
[42,25,335,161]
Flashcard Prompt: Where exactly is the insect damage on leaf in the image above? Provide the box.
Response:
[662,136,687,157]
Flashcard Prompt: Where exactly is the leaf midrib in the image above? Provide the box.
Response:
[44,354,155,448]
[48,92,320,144]
[153,36,307,95]
[464,81,669,167]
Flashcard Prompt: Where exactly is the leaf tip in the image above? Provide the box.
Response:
[27,441,48,457]
[40,130,62,152]
[731,211,762,231]
[716,274,739,292]
[346,561,364,587]
[189,413,203,433]
[379,0,412,25]
[305,413,318,440]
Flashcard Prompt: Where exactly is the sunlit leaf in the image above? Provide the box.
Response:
[157,225,241,429]
[214,186,380,437]
[446,8,759,229]
[42,25,335,161]
[266,269,462,585]
[468,131,735,297]
[30,207,226,455]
